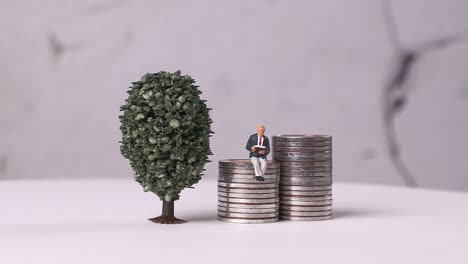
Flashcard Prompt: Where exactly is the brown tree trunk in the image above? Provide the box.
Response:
[148,200,187,224]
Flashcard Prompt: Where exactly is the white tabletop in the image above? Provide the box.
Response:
[1,178,467,264]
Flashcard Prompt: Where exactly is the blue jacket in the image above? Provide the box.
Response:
[245,133,270,160]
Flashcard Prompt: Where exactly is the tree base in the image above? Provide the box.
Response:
[148,215,188,224]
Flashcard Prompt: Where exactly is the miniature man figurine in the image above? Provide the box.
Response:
[245,124,271,181]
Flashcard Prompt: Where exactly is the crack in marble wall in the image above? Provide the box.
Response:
[48,33,87,63]
[48,30,132,64]
[47,0,131,63]
[382,0,468,187]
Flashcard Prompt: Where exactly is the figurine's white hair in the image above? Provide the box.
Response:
[257,124,265,130]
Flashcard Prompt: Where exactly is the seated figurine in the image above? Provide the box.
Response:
[245,124,270,181]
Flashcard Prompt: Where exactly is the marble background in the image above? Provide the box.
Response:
[1,0,467,191]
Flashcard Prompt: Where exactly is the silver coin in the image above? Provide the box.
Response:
[219,169,279,174]
[281,178,333,184]
[278,161,332,167]
[280,205,333,211]
[280,195,332,201]
[272,144,333,151]
[217,187,278,194]
[218,164,281,170]
[280,186,333,191]
[218,211,278,218]
[282,175,333,180]
[280,170,332,175]
[280,180,333,185]
[273,156,331,162]
[273,145,332,151]
[280,179,332,185]
[280,176,333,181]
[274,152,332,158]
[274,157,332,163]
[280,167,333,177]
[219,172,279,179]
[218,196,279,203]
[281,171,333,176]
[273,142,332,148]
[219,160,280,170]
[280,176,333,182]
[272,134,332,141]
[280,177,333,183]
[276,154,332,159]
[218,177,279,184]
[274,151,333,156]
[219,164,280,170]
[274,150,332,155]
[279,162,332,167]
[273,141,332,145]
[279,210,332,217]
[218,178,279,184]
[219,171,280,177]
[280,200,332,206]
[280,175,333,181]
[217,216,278,224]
[280,166,333,170]
[280,165,332,171]
[273,139,332,144]
[274,158,332,163]
[274,149,332,154]
[273,142,332,146]
[219,159,280,165]
[219,172,280,177]
[274,145,332,151]
[219,162,280,168]
[218,201,279,209]
[280,171,332,177]
[280,182,332,187]
[218,176,279,183]
[275,159,332,164]
[273,134,332,140]
[218,191,278,199]
[280,179,333,185]
[218,206,278,214]
[280,163,332,169]
[279,215,332,221]
[279,214,333,221]
[219,168,280,173]
[219,168,280,175]
[218,181,278,189]
[280,183,333,188]
[272,134,332,138]
[281,170,332,175]
[280,185,332,191]
[217,190,278,195]
[280,190,332,196]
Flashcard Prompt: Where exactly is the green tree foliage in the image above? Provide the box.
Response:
[119,70,214,202]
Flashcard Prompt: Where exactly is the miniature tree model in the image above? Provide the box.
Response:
[119,70,214,224]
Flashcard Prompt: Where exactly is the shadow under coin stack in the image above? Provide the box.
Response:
[217,159,281,224]
[272,135,333,221]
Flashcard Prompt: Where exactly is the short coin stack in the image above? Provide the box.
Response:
[217,159,281,224]
[272,135,333,221]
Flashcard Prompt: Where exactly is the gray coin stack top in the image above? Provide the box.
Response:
[272,135,333,220]
[217,159,281,224]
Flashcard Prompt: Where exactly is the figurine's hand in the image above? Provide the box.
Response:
[251,146,256,152]
[259,150,265,154]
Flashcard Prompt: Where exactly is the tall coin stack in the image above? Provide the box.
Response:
[217,159,281,224]
[272,135,333,221]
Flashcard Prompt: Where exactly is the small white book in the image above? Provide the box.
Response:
[253,145,266,152]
